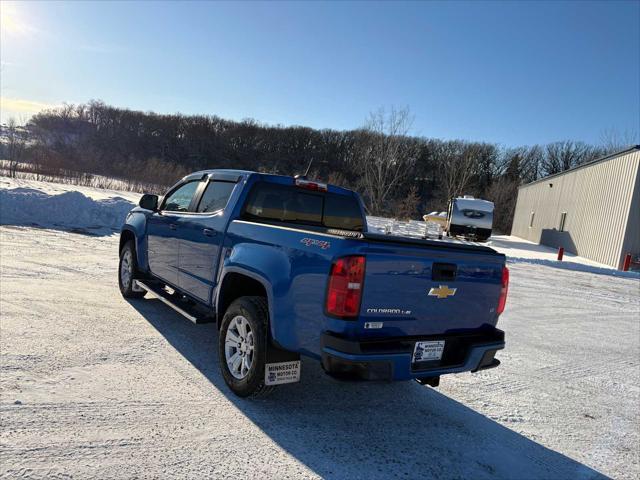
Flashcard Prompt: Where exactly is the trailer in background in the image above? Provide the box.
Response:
[447,196,494,242]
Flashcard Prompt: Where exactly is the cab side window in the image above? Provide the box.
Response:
[162,181,199,212]
[196,181,236,213]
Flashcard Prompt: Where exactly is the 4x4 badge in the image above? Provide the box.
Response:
[428,285,457,299]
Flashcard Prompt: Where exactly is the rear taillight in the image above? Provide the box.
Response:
[497,266,509,315]
[326,256,366,318]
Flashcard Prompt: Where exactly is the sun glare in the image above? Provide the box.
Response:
[0,3,31,36]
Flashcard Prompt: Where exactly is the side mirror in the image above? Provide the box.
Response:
[139,194,159,211]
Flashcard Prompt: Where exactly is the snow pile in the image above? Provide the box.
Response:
[0,187,135,232]
[367,215,449,240]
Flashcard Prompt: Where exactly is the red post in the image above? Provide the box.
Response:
[622,254,632,272]
[557,247,564,261]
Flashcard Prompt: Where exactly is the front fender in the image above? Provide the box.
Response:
[121,210,149,272]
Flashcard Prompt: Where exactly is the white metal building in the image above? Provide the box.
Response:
[511,145,640,269]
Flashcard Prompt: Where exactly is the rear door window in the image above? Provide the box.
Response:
[243,182,364,231]
[197,181,236,213]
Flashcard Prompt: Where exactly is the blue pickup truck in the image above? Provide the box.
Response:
[119,170,508,397]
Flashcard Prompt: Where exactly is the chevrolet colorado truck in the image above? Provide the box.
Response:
[119,170,508,397]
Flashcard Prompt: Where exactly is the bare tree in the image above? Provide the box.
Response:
[542,140,593,175]
[498,145,543,183]
[6,118,26,178]
[437,141,481,202]
[485,177,519,234]
[21,99,627,225]
[395,185,420,220]
[600,128,639,153]
[352,107,420,215]
[521,145,544,182]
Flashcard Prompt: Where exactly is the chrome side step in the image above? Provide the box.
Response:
[134,280,215,324]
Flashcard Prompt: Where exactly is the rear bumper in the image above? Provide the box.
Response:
[320,329,505,381]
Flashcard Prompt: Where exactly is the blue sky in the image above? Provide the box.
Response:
[1,1,638,146]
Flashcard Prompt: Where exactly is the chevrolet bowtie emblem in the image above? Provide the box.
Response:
[428,285,457,299]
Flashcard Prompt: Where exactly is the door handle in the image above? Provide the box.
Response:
[203,228,216,237]
[169,223,177,230]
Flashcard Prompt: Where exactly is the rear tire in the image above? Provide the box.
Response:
[118,240,145,299]
[219,296,273,398]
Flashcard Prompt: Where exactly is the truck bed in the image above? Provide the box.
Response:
[227,219,505,348]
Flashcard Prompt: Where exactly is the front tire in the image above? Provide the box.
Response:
[118,240,145,299]
[219,296,273,398]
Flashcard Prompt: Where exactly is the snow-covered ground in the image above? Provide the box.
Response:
[1,178,639,478]
[489,235,638,275]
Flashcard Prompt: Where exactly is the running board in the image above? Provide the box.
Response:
[134,280,215,324]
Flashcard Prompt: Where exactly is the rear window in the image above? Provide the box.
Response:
[243,182,364,231]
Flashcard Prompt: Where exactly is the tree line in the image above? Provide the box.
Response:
[2,100,628,233]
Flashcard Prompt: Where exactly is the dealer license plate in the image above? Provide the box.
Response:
[264,360,301,386]
[412,340,445,363]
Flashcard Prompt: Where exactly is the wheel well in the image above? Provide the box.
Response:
[217,273,267,327]
[119,230,135,253]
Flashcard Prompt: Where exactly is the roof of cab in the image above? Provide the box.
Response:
[184,169,357,196]
[185,169,255,180]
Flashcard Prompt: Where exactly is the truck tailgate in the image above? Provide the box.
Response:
[359,235,505,337]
